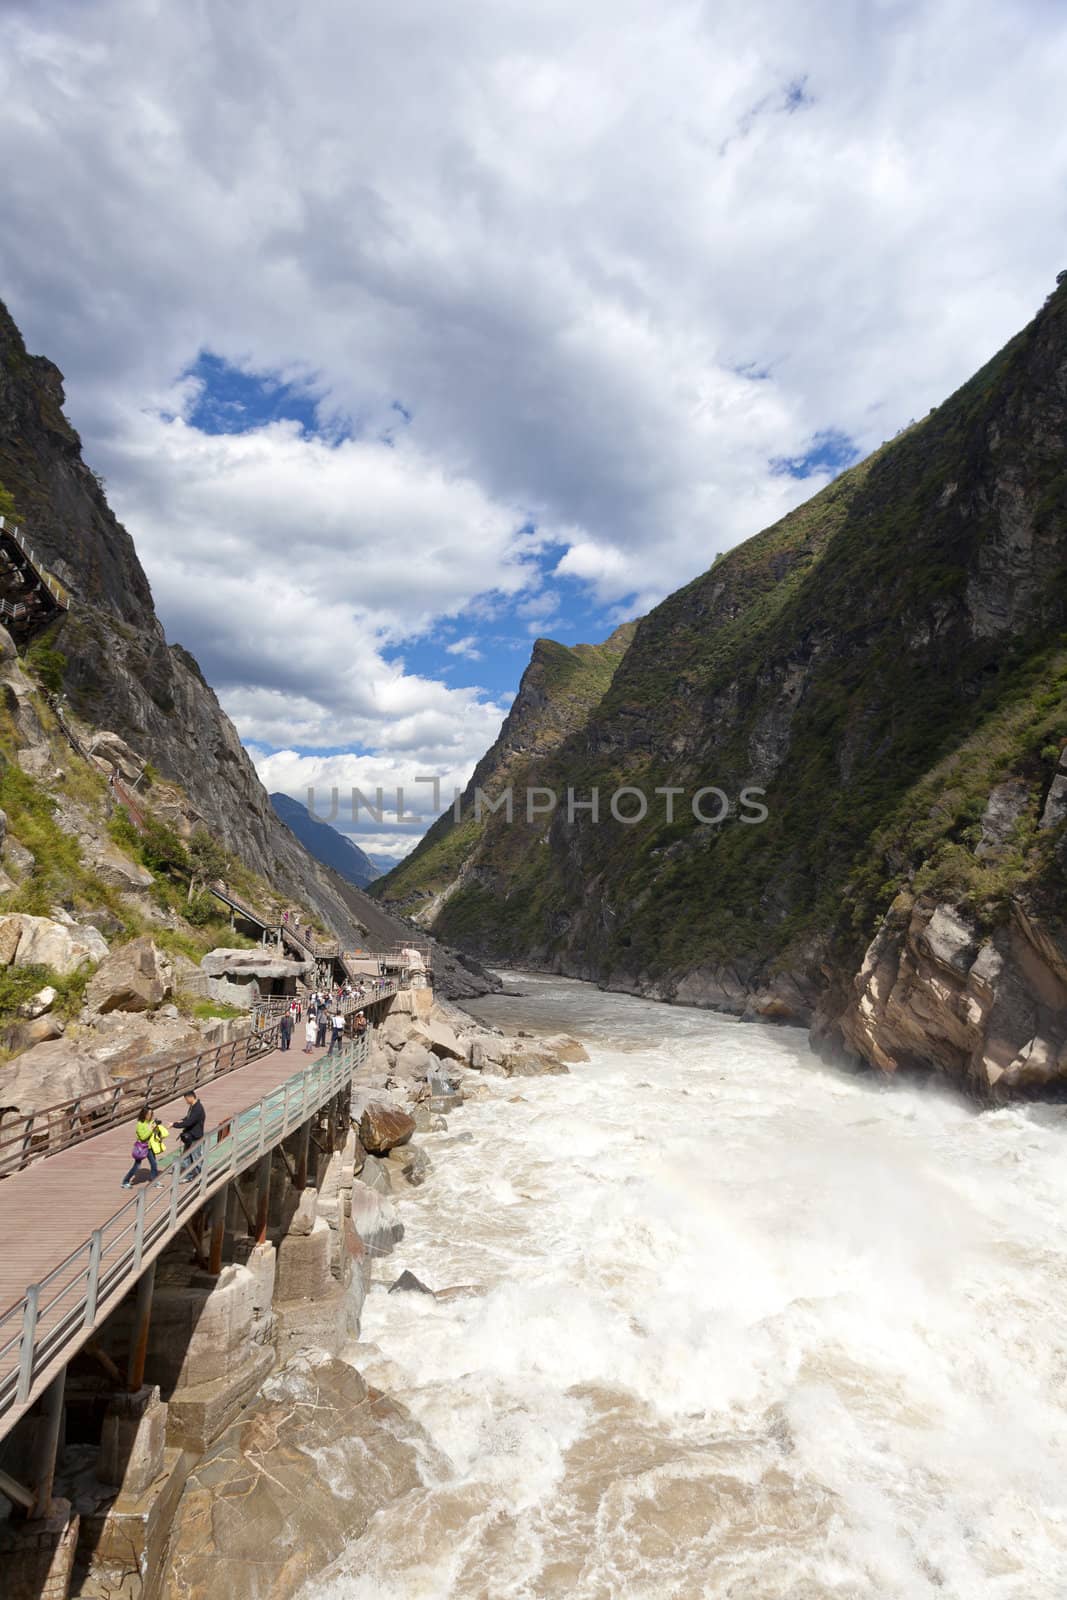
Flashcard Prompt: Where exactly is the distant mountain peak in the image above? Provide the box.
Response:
[270,792,380,889]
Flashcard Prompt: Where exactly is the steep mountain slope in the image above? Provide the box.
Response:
[379,622,635,920]
[270,792,380,888]
[379,275,1067,1095]
[0,300,363,942]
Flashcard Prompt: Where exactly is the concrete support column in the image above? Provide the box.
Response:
[30,1368,65,1519]
[126,1262,156,1393]
[254,1153,271,1245]
[208,1184,228,1276]
[294,1118,311,1190]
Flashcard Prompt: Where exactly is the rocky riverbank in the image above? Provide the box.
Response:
[148,992,586,1600]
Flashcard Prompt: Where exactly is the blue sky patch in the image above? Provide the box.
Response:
[183,351,345,439]
[772,428,859,479]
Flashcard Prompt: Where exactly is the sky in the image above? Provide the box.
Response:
[1,0,1065,863]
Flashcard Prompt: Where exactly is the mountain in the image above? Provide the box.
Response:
[0,298,379,945]
[380,623,635,922]
[270,792,380,888]
[377,274,1067,1097]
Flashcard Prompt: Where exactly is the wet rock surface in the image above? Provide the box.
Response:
[161,1355,423,1600]
[360,1101,416,1154]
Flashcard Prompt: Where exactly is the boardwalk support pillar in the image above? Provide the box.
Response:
[294,1119,311,1190]
[127,1262,156,1393]
[254,1152,271,1245]
[208,1184,228,1275]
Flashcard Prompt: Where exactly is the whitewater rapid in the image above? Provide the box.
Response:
[310,972,1067,1599]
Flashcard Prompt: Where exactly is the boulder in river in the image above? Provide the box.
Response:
[389,1270,433,1295]
[359,1101,416,1154]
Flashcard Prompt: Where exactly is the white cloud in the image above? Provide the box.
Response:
[1,0,1065,849]
[445,636,484,660]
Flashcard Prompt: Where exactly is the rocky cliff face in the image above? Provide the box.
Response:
[379,275,1067,1097]
[0,299,371,944]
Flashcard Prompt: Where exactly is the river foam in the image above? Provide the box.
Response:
[308,972,1067,1599]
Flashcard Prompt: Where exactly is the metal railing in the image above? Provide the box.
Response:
[0,1036,367,1436]
[0,515,71,611]
[0,597,27,621]
[280,920,340,960]
[0,1023,282,1181]
[250,978,399,1028]
[208,880,279,935]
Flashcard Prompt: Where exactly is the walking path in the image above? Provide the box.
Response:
[0,1033,362,1439]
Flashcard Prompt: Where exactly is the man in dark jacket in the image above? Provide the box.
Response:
[175,1090,206,1182]
[279,1011,293,1051]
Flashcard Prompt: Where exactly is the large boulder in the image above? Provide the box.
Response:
[381,1012,415,1051]
[161,1356,422,1600]
[0,917,21,966]
[85,936,173,1015]
[200,949,310,981]
[393,1041,434,1080]
[349,1182,404,1254]
[359,1101,416,1154]
[0,1037,111,1118]
[0,914,109,975]
[84,839,154,891]
[83,1012,210,1076]
[3,1014,65,1053]
[408,1018,467,1061]
[87,730,145,783]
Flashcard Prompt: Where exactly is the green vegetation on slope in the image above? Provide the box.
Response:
[398,279,1067,989]
[377,622,636,912]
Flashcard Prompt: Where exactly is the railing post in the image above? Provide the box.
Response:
[168,1152,181,1230]
[84,1229,103,1328]
[17,1284,40,1402]
[133,1188,146,1272]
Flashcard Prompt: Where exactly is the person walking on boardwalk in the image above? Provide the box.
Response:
[316,1004,329,1048]
[328,1008,346,1056]
[279,1010,293,1052]
[149,1114,168,1165]
[304,1012,317,1053]
[122,1105,160,1187]
[175,1089,206,1182]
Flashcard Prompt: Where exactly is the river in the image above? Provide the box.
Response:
[310,971,1067,1599]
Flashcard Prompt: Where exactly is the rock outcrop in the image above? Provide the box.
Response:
[0,913,109,976]
[161,1356,423,1600]
[829,894,1067,1096]
[85,935,172,1014]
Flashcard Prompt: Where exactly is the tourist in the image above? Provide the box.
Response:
[279,1010,293,1051]
[328,1009,346,1055]
[175,1090,206,1182]
[316,1007,329,1048]
[354,1010,367,1040]
[148,1113,169,1165]
[121,1105,160,1188]
[304,1012,317,1053]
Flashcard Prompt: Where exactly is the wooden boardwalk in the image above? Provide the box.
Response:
[0,1039,324,1318]
[0,1035,357,1439]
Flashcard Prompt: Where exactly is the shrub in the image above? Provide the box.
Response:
[139,818,189,877]
[23,643,67,695]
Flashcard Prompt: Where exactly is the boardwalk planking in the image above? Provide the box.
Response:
[0,1039,341,1316]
